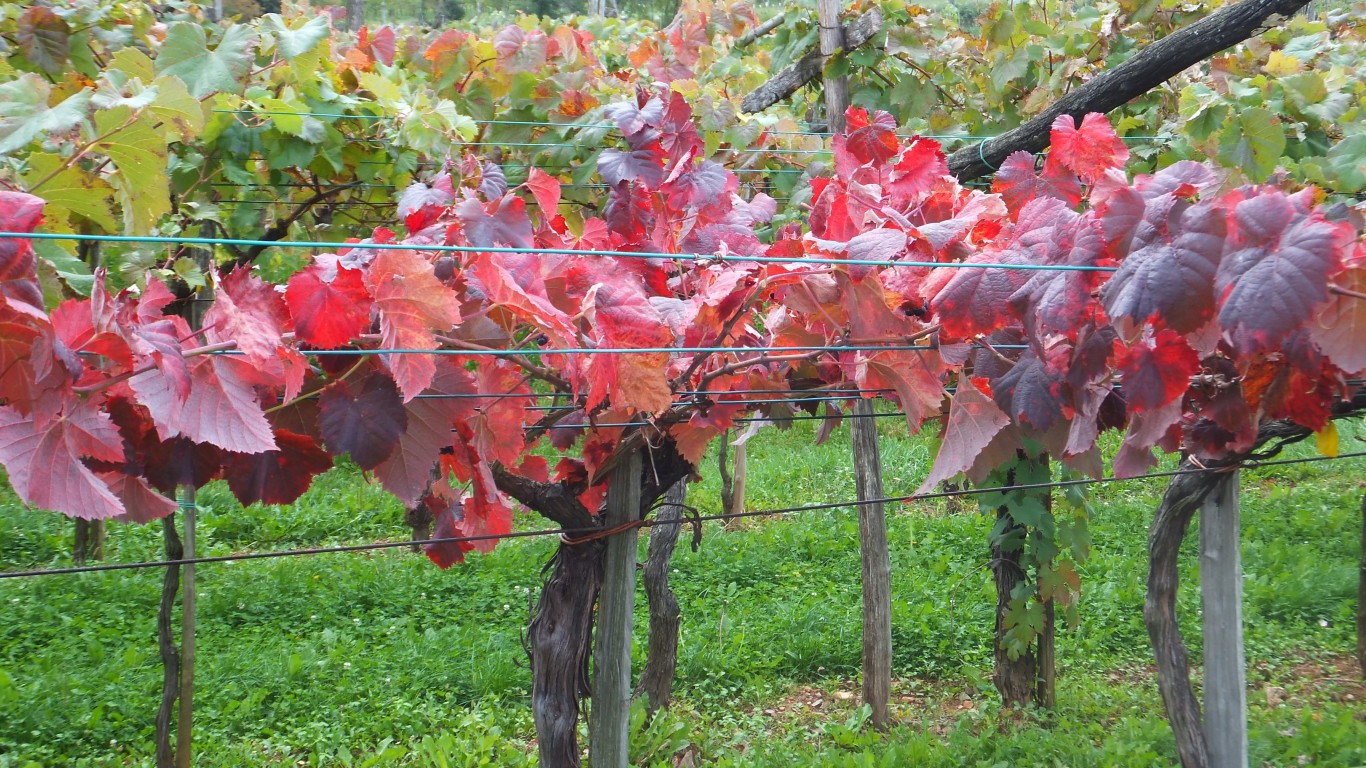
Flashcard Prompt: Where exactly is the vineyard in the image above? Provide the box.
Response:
[0,0,1363,766]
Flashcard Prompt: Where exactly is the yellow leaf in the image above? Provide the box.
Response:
[1315,422,1339,458]
[1264,51,1301,77]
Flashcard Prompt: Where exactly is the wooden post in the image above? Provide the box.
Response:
[850,399,892,729]
[589,448,642,768]
[816,0,849,133]
[176,489,195,768]
[730,439,747,518]
[1200,471,1247,768]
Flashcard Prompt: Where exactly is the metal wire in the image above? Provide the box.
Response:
[2,450,1357,580]
[0,232,1120,272]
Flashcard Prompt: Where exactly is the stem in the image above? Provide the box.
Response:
[1330,283,1366,301]
[264,356,366,414]
[73,341,240,396]
[893,54,965,109]
[695,350,824,391]
[28,112,141,193]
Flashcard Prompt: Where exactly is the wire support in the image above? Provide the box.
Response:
[210,110,1172,142]
[0,232,1120,272]
[2,450,1358,580]
[263,343,1026,357]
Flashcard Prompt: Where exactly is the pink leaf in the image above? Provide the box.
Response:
[917,380,1011,494]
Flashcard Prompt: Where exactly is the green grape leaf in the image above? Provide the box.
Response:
[1217,107,1286,182]
[33,239,94,297]
[156,22,257,98]
[93,108,170,232]
[1178,84,1226,143]
[260,13,330,59]
[22,152,119,232]
[109,48,156,81]
[1321,133,1366,193]
[0,75,91,154]
[148,76,207,141]
[92,73,161,112]
[259,97,325,143]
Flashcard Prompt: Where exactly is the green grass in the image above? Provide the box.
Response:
[1,419,1363,766]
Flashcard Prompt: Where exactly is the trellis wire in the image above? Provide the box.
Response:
[2,450,1358,581]
[212,110,1173,142]
[0,232,1120,272]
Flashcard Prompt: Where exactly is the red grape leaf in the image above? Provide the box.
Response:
[598,148,665,188]
[99,471,178,523]
[888,138,947,206]
[663,160,732,211]
[317,371,408,469]
[582,280,675,415]
[455,491,513,554]
[467,251,576,346]
[103,395,223,494]
[0,319,39,408]
[1100,200,1226,335]
[0,402,126,520]
[455,194,533,248]
[857,349,946,432]
[469,362,529,467]
[1216,194,1351,355]
[223,429,333,506]
[525,167,561,221]
[993,351,1065,432]
[1049,113,1129,184]
[493,25,547,73]
[205,269,291,367]
[398,182,453,232]
[604,181,656,246]
[374,361,477,505]
[0,192,46,318]
[917,380,1011,494]
[1309,257,1366,374]
[925,248,1032,339]
[992,151,1082,215]
[368,25,396,65]
[423,494,473,568]
[130,356,277,454]
[1008,211,1105,338]
[367,249,462,400]
[604,97,664,136]
[838,108,899,171]
[1116,328,1199,412]
[1112,396,1183,478]
[286,262,372,350]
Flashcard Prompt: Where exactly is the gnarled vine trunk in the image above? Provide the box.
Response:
[405,502,433,552]
[637,480,688,718]
[1144,458,1213,768]
[528,541,605,767]
[497,441,692,768]
[1358,494,1365,680]
[992,506,1036,708]
[155,515,183,768]
[990,454,1055,709]
[73,519,105,564]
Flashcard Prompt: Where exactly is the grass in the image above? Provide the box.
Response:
[0,417,1363,766]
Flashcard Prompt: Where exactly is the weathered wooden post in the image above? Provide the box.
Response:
[1200,471,1247,768]
[850,399,892,728]
[816,0,849,132]
[589,449,642,767]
